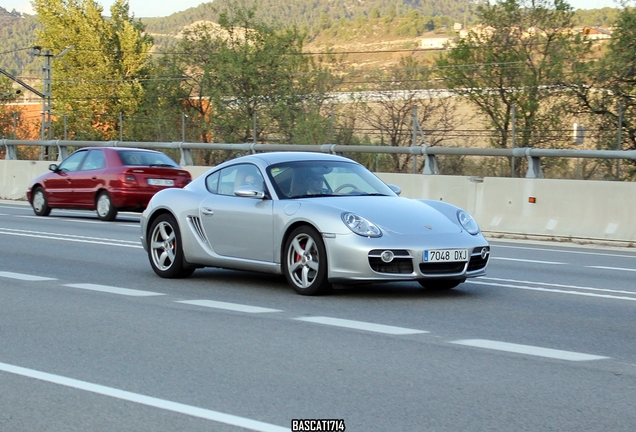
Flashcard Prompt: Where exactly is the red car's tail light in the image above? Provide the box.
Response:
[118,173,138,186]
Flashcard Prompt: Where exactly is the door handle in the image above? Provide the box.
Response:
[201,207,214,216]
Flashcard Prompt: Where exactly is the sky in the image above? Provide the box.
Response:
[1,0,623,18]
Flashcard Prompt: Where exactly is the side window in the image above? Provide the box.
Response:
[216,164,264,196]
[58,151,87,172]
[217,166,241,196]
[205,171,220,194]
[80,150,106,171]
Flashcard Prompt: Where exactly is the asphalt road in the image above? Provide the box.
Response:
[1,201,635,432]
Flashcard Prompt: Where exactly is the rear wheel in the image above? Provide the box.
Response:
[32,187,51,216]
[96,191,117,221]
[417,279,462,290]
[148,213,195,278]
[283,226,331,295]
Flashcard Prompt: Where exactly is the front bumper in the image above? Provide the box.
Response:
[324,231,489,283]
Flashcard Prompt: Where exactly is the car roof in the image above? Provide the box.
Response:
[89,147,160,152]
[232,151,355,167]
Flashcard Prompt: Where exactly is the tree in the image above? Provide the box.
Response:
[435,0,588,175]
[173,0,337,147]
[32,0,153,140]
[565,6,636,180]
[0,77,23,141]
[356,57,462,173]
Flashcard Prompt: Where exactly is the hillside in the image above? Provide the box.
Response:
[0,1,622,78]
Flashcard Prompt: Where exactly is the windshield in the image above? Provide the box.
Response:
[267,160,396,199]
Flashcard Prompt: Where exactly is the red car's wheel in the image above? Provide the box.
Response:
[283,226,331,295]
[96,191,118,221]
[31,187,51,216]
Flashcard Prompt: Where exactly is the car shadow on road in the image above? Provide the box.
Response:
[331,282,474,299]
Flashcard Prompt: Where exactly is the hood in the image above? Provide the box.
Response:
[300,195,464,235]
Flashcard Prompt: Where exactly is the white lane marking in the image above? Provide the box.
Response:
[0,362,287,432]
[0,228,141,248]
[18,215,139,227]
[64,283,164,297]
[482,277,636,296]
[0,271,57,282]
[177,300,281,313]
[295,316,428,335]
[18,215,105,225]
[472,280,636,301]
[490,257,566,265]
[450,339,609,361]
[493,244,636,259]
[587,266,636,272]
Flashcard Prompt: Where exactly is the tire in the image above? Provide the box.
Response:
[31,187,51,216]
[96,191,118,221]
[282,226,331,295]
[417,279,462,290]
[148,213,195,278]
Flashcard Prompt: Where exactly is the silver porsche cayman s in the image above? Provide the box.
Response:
[140,152,490,295]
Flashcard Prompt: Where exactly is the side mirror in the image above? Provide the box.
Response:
[388,184,401,196]
[49,163,59,172]
[234,185,266,199]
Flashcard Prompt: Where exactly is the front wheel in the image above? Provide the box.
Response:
[31,187,51,216]
[148,213,195,278]
[417,279,462,290]
[282,226,331,295]
[96,191,118,221]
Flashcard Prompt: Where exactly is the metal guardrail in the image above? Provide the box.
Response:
[2,139,636,179]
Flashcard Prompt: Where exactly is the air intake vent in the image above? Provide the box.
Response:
[188,216,208,244]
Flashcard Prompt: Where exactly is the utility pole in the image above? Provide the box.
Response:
[181,112,187,142]
[13,112,19,139]
[31,46,74,159]
[511,103,516,178]
[617,100,623,181]
[41,49,52,141]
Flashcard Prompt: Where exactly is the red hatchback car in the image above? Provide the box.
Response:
[26,147,192,221]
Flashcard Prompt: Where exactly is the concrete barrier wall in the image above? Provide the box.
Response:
[2,160,634,245]
[378,173,636,244]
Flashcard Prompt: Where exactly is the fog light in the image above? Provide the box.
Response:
[380,250,395,263]
[481,247,490,260]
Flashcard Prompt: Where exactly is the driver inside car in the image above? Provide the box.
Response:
[307,175,326,195]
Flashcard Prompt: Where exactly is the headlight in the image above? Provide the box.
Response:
[457,210,480,235]
[342,212,382,237]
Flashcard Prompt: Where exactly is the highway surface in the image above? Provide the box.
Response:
[1,201,635,431]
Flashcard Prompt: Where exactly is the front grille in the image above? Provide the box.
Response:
[419,261,467,275]
[467,247,490,272]
[468,255,489,271]
[368,249,413,274]
[369,257,413,274]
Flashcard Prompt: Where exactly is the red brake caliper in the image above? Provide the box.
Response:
[295,239,306,263]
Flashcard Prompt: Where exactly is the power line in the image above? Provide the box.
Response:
[0,47,37,56]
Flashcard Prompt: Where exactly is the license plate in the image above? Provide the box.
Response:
[423,249,468,263]
[148,179,174,186]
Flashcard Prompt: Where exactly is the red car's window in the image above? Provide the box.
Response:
[81,150,106,171]
[117,150,178,167]
[58,150,87,172]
